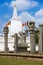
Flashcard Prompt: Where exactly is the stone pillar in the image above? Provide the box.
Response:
[14,34,18,53]
[25,30,28,37]
[29,21,35,54]
[39,25,43,54]
[23,32,26,44]
[3,26,9,53]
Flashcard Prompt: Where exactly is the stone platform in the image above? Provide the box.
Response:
[0,52,43,59]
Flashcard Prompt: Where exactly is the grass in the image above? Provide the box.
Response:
[0,57,43,65]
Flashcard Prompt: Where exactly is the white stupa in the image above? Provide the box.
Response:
[9,4,22,35]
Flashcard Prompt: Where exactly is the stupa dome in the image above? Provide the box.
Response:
[9,4,22,35]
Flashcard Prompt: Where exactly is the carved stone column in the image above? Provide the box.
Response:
[23,32,26,44]
[3,26,9,53]
[29,21,35,54]
[39,25,43,54]
[14,34,18,53]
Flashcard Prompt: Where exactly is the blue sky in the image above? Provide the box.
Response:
[0,0,43,33]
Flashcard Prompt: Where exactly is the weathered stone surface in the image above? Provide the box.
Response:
[29,21,35,54]
[14,34,18,53]
[39,25,43,54]
[22,32,26,44]
[3,26,9,53]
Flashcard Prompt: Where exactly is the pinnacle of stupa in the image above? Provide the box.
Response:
[12,4,18,19]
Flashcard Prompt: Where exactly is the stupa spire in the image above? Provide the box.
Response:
[12,4,18,19]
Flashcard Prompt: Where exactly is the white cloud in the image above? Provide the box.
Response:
[0,19,4,33]
[35,9,43,18]
[35,9,43,25]
[4,15,10,19]
[0,19,1,22]
[19,12,35,22]
[19,8,43,26]
[10,0,38,11]
[0,2,9,7]
[4,3,9,6]
[0,19,3,25]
